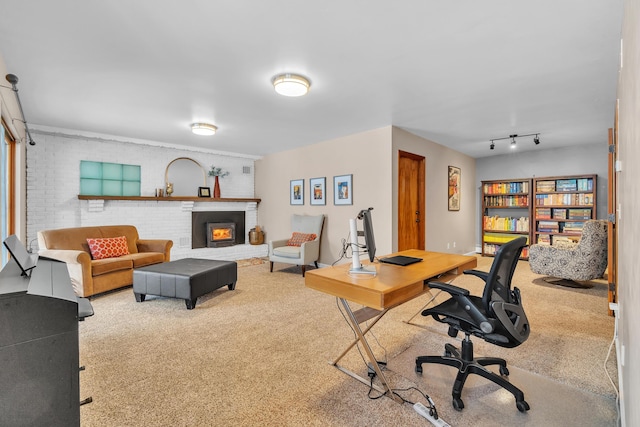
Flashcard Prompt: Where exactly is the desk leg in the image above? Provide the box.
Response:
[403,289,442,327]
[331,298,403,403]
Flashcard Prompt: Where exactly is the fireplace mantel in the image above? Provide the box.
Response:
[78,195,261,203]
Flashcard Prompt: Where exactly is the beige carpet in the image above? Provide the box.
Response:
[79,256,617,426]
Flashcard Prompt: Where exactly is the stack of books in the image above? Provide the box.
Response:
[538,221,559,233]
[563,222,585,235]
[568,208,592,219]
[556,179,578,192]
[536,180,556,192]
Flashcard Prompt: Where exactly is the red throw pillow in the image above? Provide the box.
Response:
[86,236,130,260]
[286,232,317,247]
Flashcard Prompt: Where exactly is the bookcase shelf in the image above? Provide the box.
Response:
[481,179,532,259]
[532,174,596,246]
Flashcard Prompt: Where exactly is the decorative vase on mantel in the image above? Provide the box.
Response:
[213,176,221,198]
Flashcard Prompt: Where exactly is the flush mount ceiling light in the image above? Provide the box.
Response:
[489,133,540,151]
[272,73,311,97]
[191,123,217,136]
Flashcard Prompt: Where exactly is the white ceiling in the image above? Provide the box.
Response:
[0,1,623,158]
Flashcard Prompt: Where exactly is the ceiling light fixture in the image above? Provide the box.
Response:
[191,123,217,136]
[272,73,311,97]
[488,133,540,151]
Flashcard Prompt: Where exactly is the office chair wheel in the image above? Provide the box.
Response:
[452,397,464,411]
[516,400,530,412]
[499,365,509,376]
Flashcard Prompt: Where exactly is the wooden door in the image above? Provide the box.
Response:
[398,151,425,251]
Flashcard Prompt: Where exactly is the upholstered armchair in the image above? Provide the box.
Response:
[269,214,325,277]
[529,219,608,284]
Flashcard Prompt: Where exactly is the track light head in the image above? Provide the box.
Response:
[490,141,495,150]
[534,135,540,145]
[5,74,19,85]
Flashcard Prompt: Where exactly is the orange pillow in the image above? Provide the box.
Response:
[86,236,130,260]
[286,232,317,247]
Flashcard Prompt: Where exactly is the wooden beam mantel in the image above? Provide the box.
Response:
[77,195,261,203]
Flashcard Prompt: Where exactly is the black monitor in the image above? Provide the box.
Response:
[3,234,38,277]
[359,208,376,263]
[349,208,377,276]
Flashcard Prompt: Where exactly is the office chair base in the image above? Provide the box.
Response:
[415,341,529,412]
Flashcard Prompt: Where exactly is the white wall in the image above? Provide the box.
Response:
[616,0,639,424]
[26,130,264,260]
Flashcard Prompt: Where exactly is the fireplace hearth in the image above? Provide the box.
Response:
[192,211,245,249]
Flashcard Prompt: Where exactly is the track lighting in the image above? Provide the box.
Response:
[488,133,540,151]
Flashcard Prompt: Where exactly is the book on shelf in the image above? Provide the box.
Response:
[537,235,551,245]
[536,180,556,192]
[556,179,578,192]
[553,235,579,245]
[553,208,567,219]
[535,193,594,206]
[563,222,585,234]
[568,208,592,219]
[577,178,593,191]
[484,215,529,232]
[483,181,529,195]
[536,208,551,219]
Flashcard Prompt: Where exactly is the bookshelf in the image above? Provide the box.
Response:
[481,179,532,259]
[532,175,596,246]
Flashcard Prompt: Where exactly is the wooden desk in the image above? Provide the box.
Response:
[305,249,477,402]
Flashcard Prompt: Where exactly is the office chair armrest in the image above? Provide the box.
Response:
[463,269,489,282]
[427,280,495,333]
[426,280,470,296]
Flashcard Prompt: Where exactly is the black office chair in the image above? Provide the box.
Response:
[415,236,530,412]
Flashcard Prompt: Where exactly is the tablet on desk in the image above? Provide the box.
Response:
[379,255,423,266]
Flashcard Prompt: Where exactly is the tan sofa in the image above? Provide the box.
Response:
[37,225,173,297]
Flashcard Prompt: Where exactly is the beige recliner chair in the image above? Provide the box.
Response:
[269,214,324,277]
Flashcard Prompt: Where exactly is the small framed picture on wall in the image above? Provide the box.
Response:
[448,166,461,211]
[333,174,353,205]
[310,177,326,205]
[290,179,304,205]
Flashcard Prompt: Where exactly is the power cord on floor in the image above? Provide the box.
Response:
[604,304,621,426]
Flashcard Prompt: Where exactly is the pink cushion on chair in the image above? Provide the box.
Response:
[286,232,317,247]
[86,236,130,259]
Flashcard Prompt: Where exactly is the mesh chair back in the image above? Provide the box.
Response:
[482,237,527,312]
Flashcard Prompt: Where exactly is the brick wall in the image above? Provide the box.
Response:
[27,131,266,260]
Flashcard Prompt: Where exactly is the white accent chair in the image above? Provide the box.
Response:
[269,214,325,277]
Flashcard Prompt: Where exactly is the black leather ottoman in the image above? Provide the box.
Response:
[133,258,237,309]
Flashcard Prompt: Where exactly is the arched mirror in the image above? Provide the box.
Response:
[165,157,207,196]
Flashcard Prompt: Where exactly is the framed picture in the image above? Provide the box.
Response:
[310,177,326,205]
[198,187,211,197]
[333,174,353,205]
[290,179,304,205]
[448,166,461,211]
